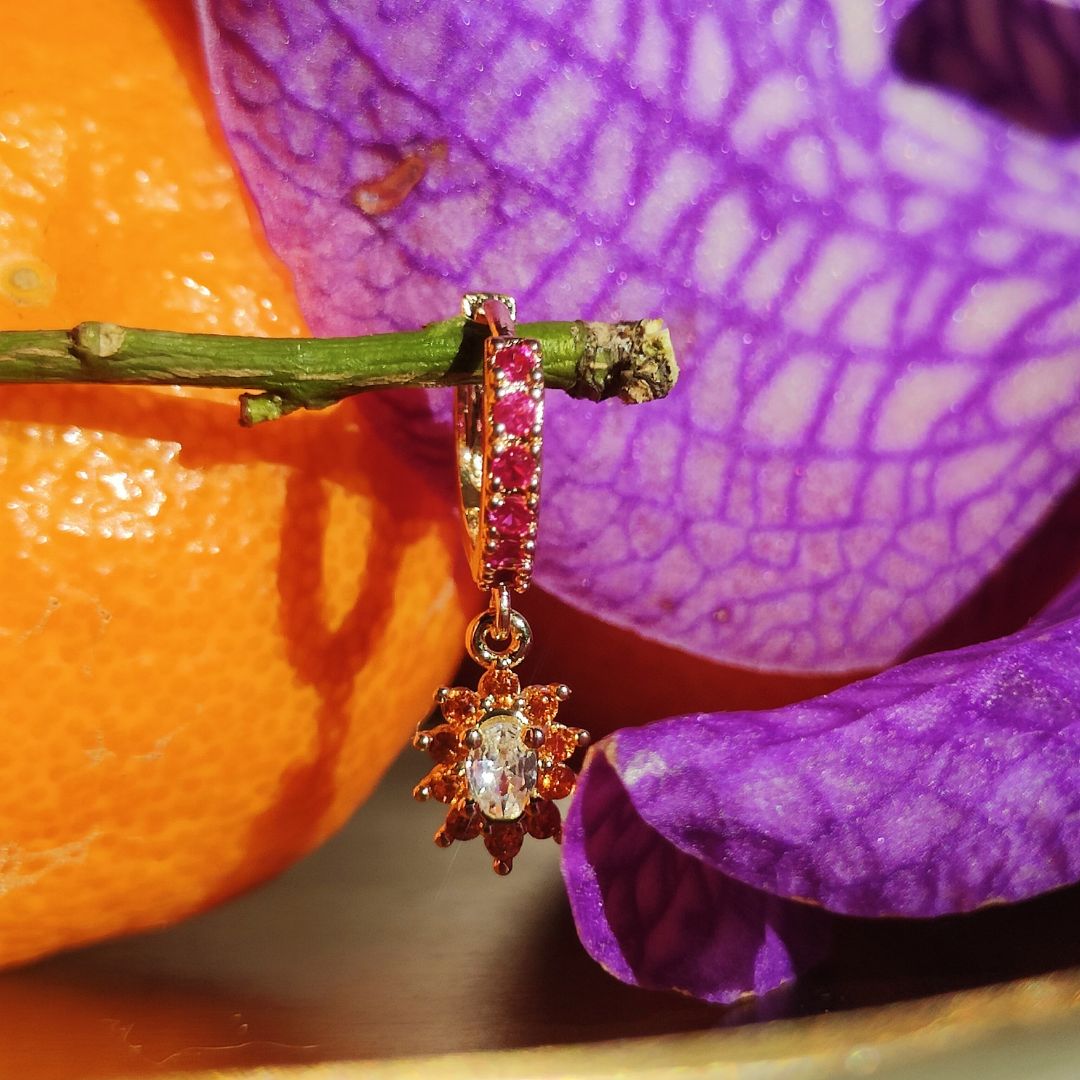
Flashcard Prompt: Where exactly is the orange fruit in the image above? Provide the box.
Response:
[0,0,469,967]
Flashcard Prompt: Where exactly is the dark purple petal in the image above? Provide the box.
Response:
[563,747,831,1002]
[562,574,1080,995]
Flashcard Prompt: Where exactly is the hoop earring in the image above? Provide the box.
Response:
[412,293,590,875]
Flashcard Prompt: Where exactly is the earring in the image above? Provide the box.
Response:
[412,293,591,875]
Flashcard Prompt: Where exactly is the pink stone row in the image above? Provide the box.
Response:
[483,338,543,589]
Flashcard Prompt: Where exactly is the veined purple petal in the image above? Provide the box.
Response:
[195,1,1080,672]
[562,572,1080,996]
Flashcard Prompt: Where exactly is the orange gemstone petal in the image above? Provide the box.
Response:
[538,763,575,800]
[522,685,560,724]
[440,687,480,727]
[478,668,520,706]
[427,726,461,764]
[443,801,483,841]
[483,820,525,862]
[525,799,562,840]
[542,724,577,763]
[422,765,464,804]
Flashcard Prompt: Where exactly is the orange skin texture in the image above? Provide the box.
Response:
[0,0,469,966]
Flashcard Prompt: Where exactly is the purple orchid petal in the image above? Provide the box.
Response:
[563,747,832,1002]
[195,0,1080,673]
[563,571,1080,996]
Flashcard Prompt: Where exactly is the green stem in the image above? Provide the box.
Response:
[0,316,677,425]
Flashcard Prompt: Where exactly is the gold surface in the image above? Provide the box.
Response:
[170,973,1080,1079]
[2,752,1078,1080]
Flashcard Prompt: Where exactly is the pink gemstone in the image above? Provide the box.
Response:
[492,391,535,436]
[489,494,532,537]
[489,538,524,570]
[492,445,535,489]
[497,342,536,383]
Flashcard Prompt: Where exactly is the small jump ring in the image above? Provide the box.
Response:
[454,293,544,594]
[467,608,532,668]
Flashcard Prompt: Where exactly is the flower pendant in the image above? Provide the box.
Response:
[413,666,590,874]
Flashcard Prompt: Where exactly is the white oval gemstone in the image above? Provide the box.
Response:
[465,714,538,820]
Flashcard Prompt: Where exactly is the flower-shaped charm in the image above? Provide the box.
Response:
[413,667,590,874]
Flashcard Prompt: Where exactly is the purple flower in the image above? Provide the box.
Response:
[195,0,1080,1001]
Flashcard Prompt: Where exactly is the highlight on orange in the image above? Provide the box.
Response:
[0,0,469,967]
